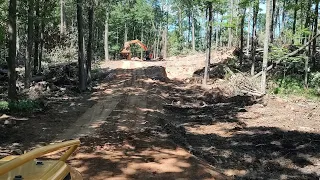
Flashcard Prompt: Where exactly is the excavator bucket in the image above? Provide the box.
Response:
[0,140,82,180]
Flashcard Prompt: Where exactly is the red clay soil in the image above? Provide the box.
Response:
[1,60,320,179]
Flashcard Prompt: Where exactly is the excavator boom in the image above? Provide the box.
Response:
[120,39,151,60]
[127,40,148,51]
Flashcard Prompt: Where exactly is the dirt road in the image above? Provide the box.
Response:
[1,59,320,179]
[59,68,228,179]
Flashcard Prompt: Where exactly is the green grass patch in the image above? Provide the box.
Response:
[270,75,320,100]
[0,99,43,112]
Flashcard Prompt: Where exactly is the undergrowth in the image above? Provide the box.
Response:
[0,99,43,113]
[271,74,320,100]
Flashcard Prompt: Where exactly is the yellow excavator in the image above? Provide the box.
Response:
[0,140,82,180]
[120,39,152,61]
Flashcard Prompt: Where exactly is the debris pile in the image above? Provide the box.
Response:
[133,66,169,82]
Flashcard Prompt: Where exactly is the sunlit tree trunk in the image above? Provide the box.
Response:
[191,9,196,52]
[261,0,271,94]
[104,7,109,61]
[251,0,259,76]
[203,2,213,85]
[246,8,251,56]
[228,0,233,48]
[87,1,94,84]
[220,16,223,47]
[164,0,168,58]
[140,23,144,60]
[239,8,246,66]
[215,13,219,49]
[124,23,128,44]
[178,7,183,50]
[156,23,162,58]
[60,0,66,34]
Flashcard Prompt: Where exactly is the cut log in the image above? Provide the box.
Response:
[253,32,320,78]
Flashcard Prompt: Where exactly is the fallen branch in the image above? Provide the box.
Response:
[163,103,231,110]
[253,33,320,79]
[239,90,264,97]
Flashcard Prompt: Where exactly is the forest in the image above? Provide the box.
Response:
[1,0,320,179]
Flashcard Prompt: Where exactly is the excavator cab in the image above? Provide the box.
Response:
[145,50,152,61]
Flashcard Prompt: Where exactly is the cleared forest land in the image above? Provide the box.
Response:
[1,53,320,179]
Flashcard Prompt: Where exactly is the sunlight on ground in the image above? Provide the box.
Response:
[185,123,238,137]
[70,147,202,179]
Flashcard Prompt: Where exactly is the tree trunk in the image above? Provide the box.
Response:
[34,0,40,74]
[261,0,272,94]
[87,1,94,84]
[239,8,246,66]
[251,0,259,76]
[39,1,45,73]
[104,7,109,61]
[228,0,233,48]
[156,23,162,58]
[178,7,182,39]
[203,2,213,85]
[16,21,19,56]
[304,56,309,88]
[188,12,191,47]
[303,0,312,44]
[292,0,298,41]
[77,0,86,91]
[178,7,183,50]
[246,8,251,56]
[164,3,169,58]
[124,23,128,44]
[153,40,157,59]
[191,9,196,52]
[7,0,17,100]
[141,23,144,60]
[270,0,276,43]
[161,26,166,58]
[312,0,319,68]
[25,0,34,89]
[220,17,223,47]
[281,0,285,32]
[60,0,66,34]
[215,13,219,48]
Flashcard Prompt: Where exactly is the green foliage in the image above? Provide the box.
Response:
[0,99,43,112]
[0,101,9,111]
[273,75,304,94]
[269,46,288,61]
[271,75,319,99]
[310,72,320,89]
[0,0,7,44]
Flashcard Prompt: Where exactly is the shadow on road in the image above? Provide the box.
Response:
[1,66,319,179]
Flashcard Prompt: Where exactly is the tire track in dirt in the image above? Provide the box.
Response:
[67,68,229,180]
[57,95,123,140]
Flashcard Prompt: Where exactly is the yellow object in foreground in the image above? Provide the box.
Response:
[0,140,82,180]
